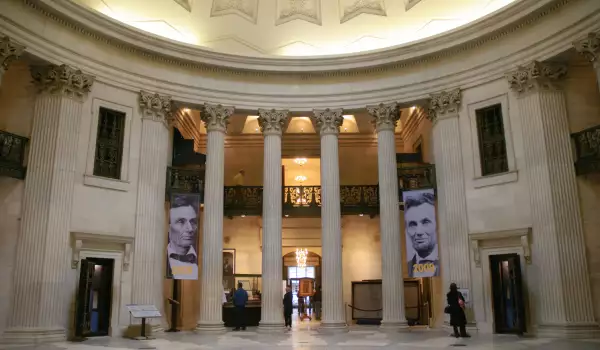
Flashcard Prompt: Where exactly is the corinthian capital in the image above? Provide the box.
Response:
[139,91,172,125]
[311,108,344,136]
[202,103,234,132]
[506,61,567,95]
[1,36,25,73]
[573,32,600,63]
[31,64,95,100]
[258,108,289,136]
[366,102,399,132]
[428,88,461,123]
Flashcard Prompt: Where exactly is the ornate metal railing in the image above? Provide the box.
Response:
[224,186,263,217]
[340,185,379,216]
[398,164,436,193]
[0,130,28,179]
[166,166,204,198]
[283,185,322,217]
[572,125,600,175]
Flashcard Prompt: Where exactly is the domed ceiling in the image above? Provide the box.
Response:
[74,0,517,57]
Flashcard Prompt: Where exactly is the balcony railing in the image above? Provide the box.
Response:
[398,164,436,193]
[0,130,28,179]
[224,186,263,217]
[283,185,321,217]
[166,167,204,199]
[572,125,600,175]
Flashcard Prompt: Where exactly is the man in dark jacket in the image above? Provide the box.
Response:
[283,286,293,329]
[233,282,248,331]
[313,286,322,320]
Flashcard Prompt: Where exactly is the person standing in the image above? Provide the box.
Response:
[446,283,470,338]
[313,286,322,320]
[233,282,248,331]
[232,169,245,206]
[283,286,293,329]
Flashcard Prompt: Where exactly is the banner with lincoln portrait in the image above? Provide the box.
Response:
[166,193,200,280]
[403,188,439,278]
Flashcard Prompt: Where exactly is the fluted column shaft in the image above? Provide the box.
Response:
[258,109,288,331]
[2,65,94,345]
[428,90,472,318]
[197,104,233,333]
[507,62,598,337]
[131,91,172,330]
[312,109,347,333]
[367,103,408,330]
[0,36,25,88]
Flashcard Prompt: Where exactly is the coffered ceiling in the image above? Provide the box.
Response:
[74,0,516,57]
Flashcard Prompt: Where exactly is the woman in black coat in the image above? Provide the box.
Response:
[446,283,470,338]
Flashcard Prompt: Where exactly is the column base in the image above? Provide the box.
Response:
[195,321,227,334]
[379,320,410,332]
[257,321,286,333]
[536,323,600,339]
[0,327,66,346]
[318,322,348,334]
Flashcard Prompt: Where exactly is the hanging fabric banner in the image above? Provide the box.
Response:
[403,188,439,278]
[166,193,200,280]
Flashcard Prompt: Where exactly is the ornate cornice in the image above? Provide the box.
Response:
[19,0,574,77]
[258,108,290,136]
[31,64,94,100]
[312,108,344,136]
[366,102,399,132]
[427,89,461,123]
[139,91,173,125]
[506,61,567,95]
[0,35,25,73]
[202,103,235,132]
[573,32,600,63]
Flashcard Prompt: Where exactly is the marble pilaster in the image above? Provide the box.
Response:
[257,108,289,332]
[367,102,408,330]
[427,89,472,321]
[1,65,94,345]
[573,32,600,92]
[506,61,599,338]
[131,91,173,331]
[196,103,234,333]
[311,108,348,333]
[0,36,25,87]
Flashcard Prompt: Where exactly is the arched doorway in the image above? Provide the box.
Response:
[282,251,321,308]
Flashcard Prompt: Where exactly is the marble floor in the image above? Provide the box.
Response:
[4,326,600,350]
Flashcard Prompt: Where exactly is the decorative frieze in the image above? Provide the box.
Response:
[0,36,25,73]
[139,91,173,125]
[258,108,290,135]
[31,64,94,100]
[427,88,461,123]
[276,0,321,26]
[366,102,399,131]
[202,103,235,132]
[211,0,259,24]
[573,32,600,63]
[312,108,344,135]
[340,0,386,24]
[506,61,567,95]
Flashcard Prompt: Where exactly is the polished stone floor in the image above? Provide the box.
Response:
[5,325,600,350]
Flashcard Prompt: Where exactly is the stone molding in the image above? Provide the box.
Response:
[573,32,599,63]
[19,0,575,74]
[366,102,399,132]
[427,88,461,123]
[139,90,173,126]
[312,108,344,135]
[276,0,321,26]
[340,0,386,24]
[469,228,532,268]
[70,232,133,270]
[506,61,567,95]
[258,108,290,135]
[211,0,259,24]
[0,35,25,73]
[30,64,94,100]
[202,103,235,132]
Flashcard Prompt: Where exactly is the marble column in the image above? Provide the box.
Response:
[131,91,172,331]
[257,108,289,332]
[367,103,409,330]
[311,108,348,333]
[0,36,25,87]
[506,61,599,338]
[427,89,472,321]
[196,103,234,333]
[1,65,94,345]
[574,32,600,93]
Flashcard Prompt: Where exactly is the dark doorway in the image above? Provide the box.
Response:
[75,258,114,337]
[490,254,525,334]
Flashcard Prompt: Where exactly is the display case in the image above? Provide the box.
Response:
[223,274,262,327]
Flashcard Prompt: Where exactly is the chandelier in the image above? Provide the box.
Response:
[295,175,307,183]
[294,158,307,166]
[295,248,308,268]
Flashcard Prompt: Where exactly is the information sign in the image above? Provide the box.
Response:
[126,304,162,318]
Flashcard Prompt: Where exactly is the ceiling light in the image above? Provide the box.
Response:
[241,214,246,218]
[285,214,289,217]
[294,158,308,166]
[255,128,259,132]
[295,175,307,183]
[182,108,190,114]
[359,213,364,217]
[295,248,308,268]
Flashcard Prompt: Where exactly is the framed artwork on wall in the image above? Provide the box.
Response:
[223,249,236,290]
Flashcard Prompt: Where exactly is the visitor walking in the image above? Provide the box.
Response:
[313,286,322,320]
[233,282,248,331]
[446,283,470,338]
[283,286,293,329]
